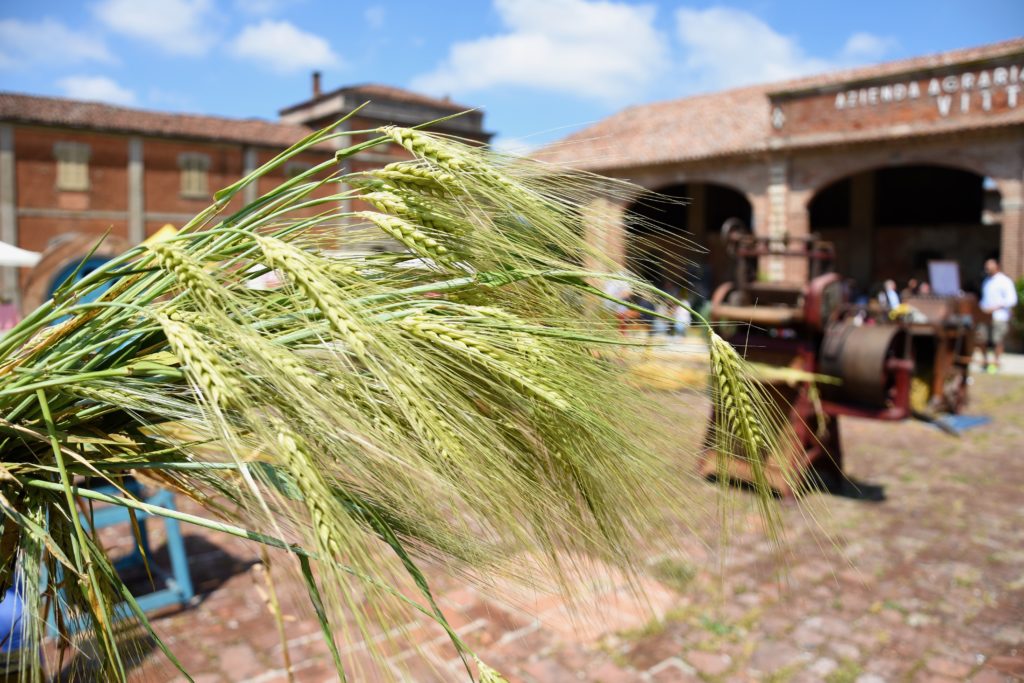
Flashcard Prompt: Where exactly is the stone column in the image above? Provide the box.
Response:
[582,197,628,272]
[999,176,1023,279]
[242,146,258,206]
[332,120,354,243]
[848,170,875,284]
[765,158,789,281]
[128,137,145,243]
[0,124,18,304]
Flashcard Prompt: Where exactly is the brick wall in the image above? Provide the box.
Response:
[15,127,129,213]
[594,127,1023,289]
[772,58,1023,139]
[143,138,244,215]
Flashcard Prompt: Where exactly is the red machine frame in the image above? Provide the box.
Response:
[700,231,976,496]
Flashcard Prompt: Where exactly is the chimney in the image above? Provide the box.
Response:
[312,71,322,98]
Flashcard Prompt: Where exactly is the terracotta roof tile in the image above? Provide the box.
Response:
[769,37,1024,95]
[279,82,472,116]
[536,38,1024,172]
[535,84,771,169]
[0,92,321,148]
[341,83,471,112]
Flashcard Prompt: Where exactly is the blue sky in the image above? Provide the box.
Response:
[1,1,1022,148]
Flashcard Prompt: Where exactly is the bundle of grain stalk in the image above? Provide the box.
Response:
[0,118,789,681]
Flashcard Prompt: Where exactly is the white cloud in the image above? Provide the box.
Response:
[490,136,536,155]
[411,0,669,104]
[228,20,340,74]
[841,32,898,61]
[57,75,137,106]
[0,18,115,69]
[93,0,218,56]
[675,8,897,92]
[364,5,386,30]
[675,7,832,90]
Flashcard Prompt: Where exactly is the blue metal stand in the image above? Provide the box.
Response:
[48,480,194,634]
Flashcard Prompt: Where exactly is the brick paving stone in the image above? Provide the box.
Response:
[808,657,839,677]
[216,643,266,680]
[986,655,1024,677]
[586,659,644,683]
[747,640,810,674]
[925,656,975,678]
[95,377,1024,682]
[646,657,698,682]
[621,632,684,671]
[517,658,579,682]
[864,656,912,678]
[684,650,732,676]
[791,619,829,649]
[970,668,1015,682]
[388,651,456,683]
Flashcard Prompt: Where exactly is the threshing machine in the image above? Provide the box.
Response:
[701,227,978,496]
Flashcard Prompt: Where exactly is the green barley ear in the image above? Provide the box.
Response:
[378,125,471,171]
[155,312,244,410]
[707,331,799,534]
[254,234,373,356]
[476,658,509,683]
[148,241,229,310]
[357,210,455,263]
[374,161,457,197]
[361,188,464,235]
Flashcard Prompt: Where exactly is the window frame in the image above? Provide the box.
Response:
[178,152,212,199]
[54,141,91,192]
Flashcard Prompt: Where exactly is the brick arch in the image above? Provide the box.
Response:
[21,232,132,314]
[802,156,994,207]
[623,180,754,233]
[803,160,1001,287]
[622,180,753,295]
[631,173,760,210]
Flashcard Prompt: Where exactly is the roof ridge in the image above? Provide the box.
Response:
[536,37,1024,167]
[0,90,296,129]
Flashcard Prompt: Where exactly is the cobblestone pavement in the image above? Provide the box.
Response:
[64,374,1024,682]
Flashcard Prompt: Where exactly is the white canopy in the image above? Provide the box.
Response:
[0,241,41,267]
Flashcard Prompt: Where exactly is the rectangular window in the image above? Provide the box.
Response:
[179,153,211,198]
[54,142,90,191]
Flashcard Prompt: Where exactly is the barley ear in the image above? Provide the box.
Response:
[357,211,454,264]
[149,241,228,309]
[706,332,788,536]
[475,658,509,683]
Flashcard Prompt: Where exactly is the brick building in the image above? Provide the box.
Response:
[540,38,1024,299]
[0,78,490,309]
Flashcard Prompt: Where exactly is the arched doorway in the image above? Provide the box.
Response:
[623,182,752,302]
[808,164,1001,295]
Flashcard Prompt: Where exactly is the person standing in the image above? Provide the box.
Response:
[977,258,1018,373]
[672,300,692,337]
[879,279,901,309]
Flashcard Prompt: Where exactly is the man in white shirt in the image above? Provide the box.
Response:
[977,259,1018,373]
[878,279,900,309]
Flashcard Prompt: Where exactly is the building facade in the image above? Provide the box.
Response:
[541,38,1024,299]
[0,78,491,309]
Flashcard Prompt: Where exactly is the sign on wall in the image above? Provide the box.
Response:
[769,53,1024,135]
